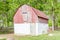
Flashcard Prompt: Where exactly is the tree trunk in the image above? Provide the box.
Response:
[51,5,55,31]
[52,12,58,30]
[52,12,55,31]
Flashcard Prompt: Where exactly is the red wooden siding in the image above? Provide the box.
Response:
[14,8,24,23]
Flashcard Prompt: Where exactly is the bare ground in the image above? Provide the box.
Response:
[0,34,14,39]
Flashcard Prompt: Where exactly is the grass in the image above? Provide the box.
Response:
[14,31,60,40]
[0,39,6,40]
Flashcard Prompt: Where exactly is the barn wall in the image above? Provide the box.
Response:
[14,23,39,35]
[38,23,48,34]
[30,23,39,35]
[30,23,49,35]
[14,23,30,35]
[14,23,48,35]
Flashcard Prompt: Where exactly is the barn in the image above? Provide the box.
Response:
[14,5,49,36]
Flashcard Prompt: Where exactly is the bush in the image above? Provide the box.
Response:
[0,27,14,34]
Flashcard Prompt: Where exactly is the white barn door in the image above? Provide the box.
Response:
[30,23,36,35]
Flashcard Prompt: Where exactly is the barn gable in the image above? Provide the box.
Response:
[14,5,39,23]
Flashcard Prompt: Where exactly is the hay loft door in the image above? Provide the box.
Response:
[30,23,36,35]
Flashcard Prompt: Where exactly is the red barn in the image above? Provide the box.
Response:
[14,5,49,35]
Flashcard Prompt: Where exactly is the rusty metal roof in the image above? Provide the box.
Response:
[32,8,48,20]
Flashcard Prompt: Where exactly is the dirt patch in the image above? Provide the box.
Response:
[0,34,14,39]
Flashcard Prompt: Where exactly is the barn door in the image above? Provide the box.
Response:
[30,23,36,35]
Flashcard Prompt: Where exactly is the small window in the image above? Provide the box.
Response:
[22,12,31,23]
[22,12,27,14]
[22,12,28,22]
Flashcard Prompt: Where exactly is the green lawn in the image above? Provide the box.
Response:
[15,31,60,40]
[0,39,6,40]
